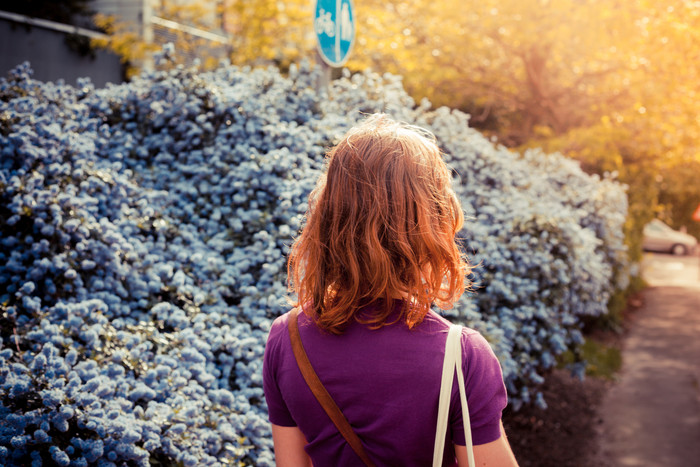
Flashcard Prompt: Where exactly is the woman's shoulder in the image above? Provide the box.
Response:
[270,310,289,327]
[422,310,494,352]
[267,308,316,344]
[422,310,480,335]
[270,310,291,328]
[266,310,292,348]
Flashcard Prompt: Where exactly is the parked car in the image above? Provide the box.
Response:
[642,219,698,256]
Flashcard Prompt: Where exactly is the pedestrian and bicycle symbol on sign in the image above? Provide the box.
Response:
[314,0,355,67]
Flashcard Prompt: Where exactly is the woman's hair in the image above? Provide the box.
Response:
[288,114,469,334]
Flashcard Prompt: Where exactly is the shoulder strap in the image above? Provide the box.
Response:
[452,326,475,467]
[433,325,475,467]
[288,307,376,467]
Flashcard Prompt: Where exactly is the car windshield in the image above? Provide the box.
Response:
[647,220,674,233]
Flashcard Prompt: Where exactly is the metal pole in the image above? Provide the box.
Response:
[142,0,154,72]
[315,49,332,93]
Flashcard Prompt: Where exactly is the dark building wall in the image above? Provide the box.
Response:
[0,15,124,87]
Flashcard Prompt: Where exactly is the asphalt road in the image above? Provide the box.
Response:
[597,252,700,466]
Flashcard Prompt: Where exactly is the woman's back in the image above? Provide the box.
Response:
[263,301,507,466]
[264,114,516,466]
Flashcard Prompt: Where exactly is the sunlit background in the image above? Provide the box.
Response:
[83,0,700,251]
[4,0,700,252]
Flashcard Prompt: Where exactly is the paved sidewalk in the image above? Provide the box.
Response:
[597,255,700,466]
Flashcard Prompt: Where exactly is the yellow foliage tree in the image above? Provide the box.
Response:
[349,0,644,146]
[223,0,313,67]
[349,0,700,243]
[92,13,159,78]
[92,0,315,73]
[92,1,225,76]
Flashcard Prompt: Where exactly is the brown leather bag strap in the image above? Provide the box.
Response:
[288,307,376,467]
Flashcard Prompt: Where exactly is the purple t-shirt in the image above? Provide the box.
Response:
[263,303,507,466]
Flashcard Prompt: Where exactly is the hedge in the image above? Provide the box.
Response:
[0,56,628,465]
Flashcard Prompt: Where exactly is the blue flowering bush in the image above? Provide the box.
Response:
[0,56,629,465]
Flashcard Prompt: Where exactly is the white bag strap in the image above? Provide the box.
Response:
[433,325,475,467]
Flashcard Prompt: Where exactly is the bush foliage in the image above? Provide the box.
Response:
[0,58,628,465]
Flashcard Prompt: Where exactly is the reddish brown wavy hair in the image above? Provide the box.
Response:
[288,114,469,334]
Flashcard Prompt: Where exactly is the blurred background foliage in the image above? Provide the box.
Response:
[9,0,700,264]
[150,0,700,251]
[350,0,700,250]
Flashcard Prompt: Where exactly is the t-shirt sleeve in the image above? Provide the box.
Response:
[262,314,297,427]
[450,330,508,446]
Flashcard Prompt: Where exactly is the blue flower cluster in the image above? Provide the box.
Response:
[0,55,628,464]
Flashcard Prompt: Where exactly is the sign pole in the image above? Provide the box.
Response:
[315,50,332,93]
[142,0,154,72]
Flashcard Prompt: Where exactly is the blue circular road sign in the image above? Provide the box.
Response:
[314,0,355,67]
